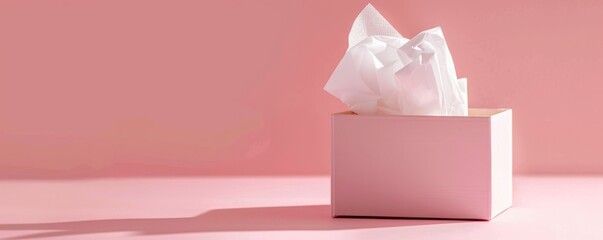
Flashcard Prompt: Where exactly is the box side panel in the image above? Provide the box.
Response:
[331,114,336,217]
[332,114,492,220]
[490,110,513,218]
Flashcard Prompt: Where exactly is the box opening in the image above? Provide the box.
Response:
[336,108,509,118]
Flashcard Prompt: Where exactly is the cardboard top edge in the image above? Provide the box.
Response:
[334,108,511,118]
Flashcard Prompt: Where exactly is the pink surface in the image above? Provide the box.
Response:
[331,109,512,220]
[2,0,603,177]
[0,175,602,239]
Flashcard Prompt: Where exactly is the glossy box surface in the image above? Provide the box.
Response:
[331,109,512,220]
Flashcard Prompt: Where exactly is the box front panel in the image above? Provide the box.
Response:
[332,114,492,219]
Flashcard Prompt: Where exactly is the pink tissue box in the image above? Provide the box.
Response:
[331,108,512,220]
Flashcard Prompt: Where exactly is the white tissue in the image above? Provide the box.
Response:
[324,4,468,116]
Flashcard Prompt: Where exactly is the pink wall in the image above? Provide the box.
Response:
[1,0,602,178]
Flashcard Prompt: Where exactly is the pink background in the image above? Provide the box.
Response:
[1,0,602,178]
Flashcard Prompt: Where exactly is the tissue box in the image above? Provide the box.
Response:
[331,108,512,220]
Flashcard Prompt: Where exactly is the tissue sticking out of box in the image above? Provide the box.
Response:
[324,4,468,116]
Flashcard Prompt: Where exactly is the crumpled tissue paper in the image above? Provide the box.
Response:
[324,4,468,116]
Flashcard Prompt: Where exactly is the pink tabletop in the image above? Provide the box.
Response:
[0,175,602,239]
